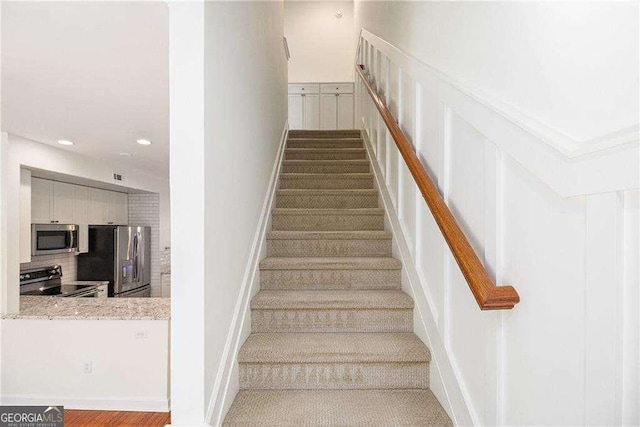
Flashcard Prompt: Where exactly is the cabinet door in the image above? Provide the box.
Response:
[19,169,32,263]
[31,178,53,223]
[110,192,128,225]
[288,94,303,130]
[88,188,107,225]
[337,94,354,129]
[320,94,338,130]
[74,186,89,253]
[52,182,75,223]
[304,94,320,130]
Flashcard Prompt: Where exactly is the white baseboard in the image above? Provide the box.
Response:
[360,122,474,426]
[205,124,289,426]
[0,395,170,412]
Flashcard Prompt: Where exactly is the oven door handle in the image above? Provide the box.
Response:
[71,288,102,298]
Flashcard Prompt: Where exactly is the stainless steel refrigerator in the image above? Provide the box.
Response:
[77,225,151,297]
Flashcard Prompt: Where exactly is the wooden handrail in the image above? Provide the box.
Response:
[356,64,520,310]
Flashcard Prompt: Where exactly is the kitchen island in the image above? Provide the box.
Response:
[4,296,170,320]
[1,296,170,412]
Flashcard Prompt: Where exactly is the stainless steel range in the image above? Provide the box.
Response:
[20,265,104,298]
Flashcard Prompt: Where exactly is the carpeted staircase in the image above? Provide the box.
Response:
[223,130,452,426]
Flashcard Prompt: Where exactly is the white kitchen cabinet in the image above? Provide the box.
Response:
[288,95,304,130]
[19,169,32,264]
[337,94,354,129]
[320,94,338,130]
[303,95,320,129]
[31,178,128,230]
[289,82,354,130]
[74,185,89,254]
[110,191,129,225]
[319,83,354,130]
[32,179,87,225]
[88,188,128,225]
[288,94,320,130]
[88,187,108,225]
[31,178,53,223]
[52,182,76,224]
[288,84,320,130]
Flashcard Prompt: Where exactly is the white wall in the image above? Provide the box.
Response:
[285,0,354,82]
[1,319,169,411]
[354,1,638,151]
[354,11,639,426]
[0,134,170,314]
[203,0,287,421]
[169,1,288,425]
[168,3,206,424]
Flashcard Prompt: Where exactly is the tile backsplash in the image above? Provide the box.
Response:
[160,248,171,274]
[20,253,78,284]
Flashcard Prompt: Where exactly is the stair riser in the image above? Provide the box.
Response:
[260,269,401,290]
[285,151,366,161]
[276,193,378,209]
[272,214,384,231]
[239,363,429,390]
[289,130,361,138]
[288,140,363,149]
[282,162,370,174]
[251,309,412,333]
[267,239,391,257]
[279,176,374,190]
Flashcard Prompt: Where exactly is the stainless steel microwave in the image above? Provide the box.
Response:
[31,224,79,256]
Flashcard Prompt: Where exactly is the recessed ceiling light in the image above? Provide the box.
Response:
[57,140,74,146]
[136,139,152,146]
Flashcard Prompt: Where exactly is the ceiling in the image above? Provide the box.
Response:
[2,1,169,177]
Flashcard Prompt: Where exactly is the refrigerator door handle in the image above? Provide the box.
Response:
[133,233,139,281]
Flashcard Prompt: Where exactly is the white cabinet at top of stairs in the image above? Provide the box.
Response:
[288,82,354,130]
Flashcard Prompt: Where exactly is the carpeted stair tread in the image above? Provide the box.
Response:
[276,188,378,195]
[285,148,367,161]
[259,257,402,270]
[251,290,413,310]
[287,138,363,143]
[267,230,391,240]
[286,148,366,153]
[272,207,384,215]
[279,173,374,189]
[288,129,362,138]
[238,333,430,363]
[287,138,364,149]
[282,160,370,174]
[280,172,374,178]
[275,189,379,209]
[282,159,370,165]
[223,389,451,426]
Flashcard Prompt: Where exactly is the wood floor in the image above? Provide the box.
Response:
[64,410,170,426]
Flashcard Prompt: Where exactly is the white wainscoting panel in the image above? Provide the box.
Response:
[355,29,639,426]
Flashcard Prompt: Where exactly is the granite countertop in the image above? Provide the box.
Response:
[3,296,170,321]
